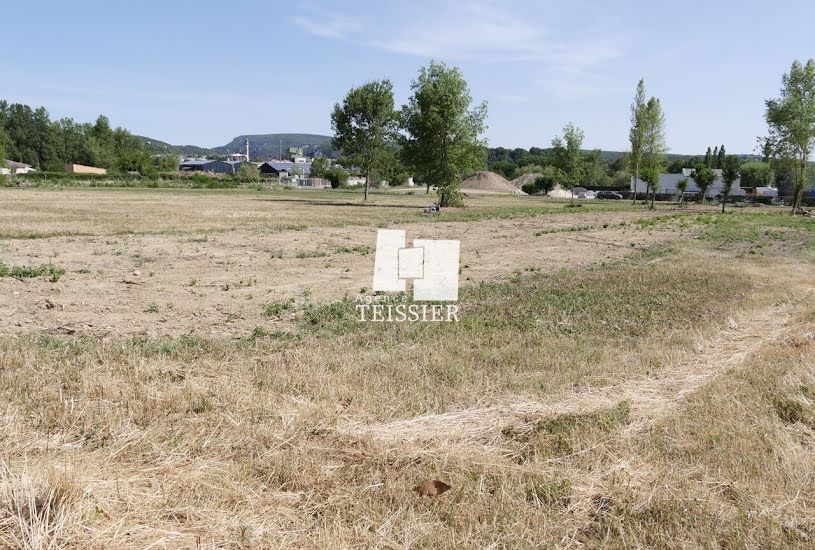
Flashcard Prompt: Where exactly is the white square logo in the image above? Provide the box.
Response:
[373,229,459,301]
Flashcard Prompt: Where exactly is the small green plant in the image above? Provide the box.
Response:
[251,326,269,339]
[264,299,294,317]
[335,245,371,255]
[145,303,159,313]
[0,263,65,282]
[775,398,806,424]
[295,250,329,259]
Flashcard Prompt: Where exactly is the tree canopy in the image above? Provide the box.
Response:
[641,97,668,207]
[765,59,815,213]
[331,79,398,201]
[551,123,585,199]
[0,101,154,174]
[629,79,648,203]
[401,61,487,207]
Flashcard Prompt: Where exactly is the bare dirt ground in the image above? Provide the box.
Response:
[2,188,811,548]
[0,189,681,338]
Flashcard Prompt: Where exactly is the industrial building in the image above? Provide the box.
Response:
[258,161,312,177]
[179,159,250,175]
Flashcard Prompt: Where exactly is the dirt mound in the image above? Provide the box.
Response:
[510,173,541,190]
[548,185,574,199]
[461,171,524,195]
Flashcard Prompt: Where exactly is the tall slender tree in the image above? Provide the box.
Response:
[331,79,398,201]
[717,144,726,169]
[629,79,647,204]
[704,146,713,167]
[765,59,815,214]
[641,98,668,208]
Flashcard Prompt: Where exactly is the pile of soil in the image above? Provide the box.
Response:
[461,171,525,195]
[510,172,542,190]
[547,185,573,199]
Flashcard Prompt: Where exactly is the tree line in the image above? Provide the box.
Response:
[331,61,487,206]
[0,101,154,174]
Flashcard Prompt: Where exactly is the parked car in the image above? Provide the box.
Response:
[771,197,786,206]
[596,191,623,200]
[577,191,588,199]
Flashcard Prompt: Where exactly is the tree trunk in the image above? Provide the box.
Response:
[364,178,369,201]
[791,154,805,215]
[426,183,430,194]
[631,162,639,205]
[721,198,726,213]
[651,187,655,209]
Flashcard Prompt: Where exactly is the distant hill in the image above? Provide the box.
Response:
[139,133,335,160]
[214,134,334,159]
[137,137,216,157]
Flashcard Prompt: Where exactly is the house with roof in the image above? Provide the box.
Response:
[259,161,312,177]
[631,168,745,199]
[1,160,35,175]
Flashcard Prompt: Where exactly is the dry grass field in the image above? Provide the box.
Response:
[0,187,813,548]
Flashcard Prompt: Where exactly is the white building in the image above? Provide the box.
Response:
[631,168,745,199]
[346,176,367,187]
[1,160,35,175]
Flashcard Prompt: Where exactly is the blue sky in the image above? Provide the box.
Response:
[3,0,814,154]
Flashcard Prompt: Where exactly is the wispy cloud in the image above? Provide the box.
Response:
[290,13,365,39]
[291,1,623,71]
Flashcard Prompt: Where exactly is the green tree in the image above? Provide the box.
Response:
[238,163,259,182]
[691,164,717,203]
[157,154,180,172]
[765,59,815,213]
[629,79,647,204]
[323,167,348,188]
[677,177,689,206]
[0,124,6,168]
[720,155,740,213]
[521,165,563,195]
[641,166,660,206]
[310,156,330,178]
[378,144,410,186]
[401,61,488,207]
[666,158,686,173]
[0,101,152,173]
[584,149,606,185]
[331,79,397,201]
[717,144,726,169]
[739,161,775,189]
[552,123,585,203]
[641,97,668,208]
[704,146,713,168]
